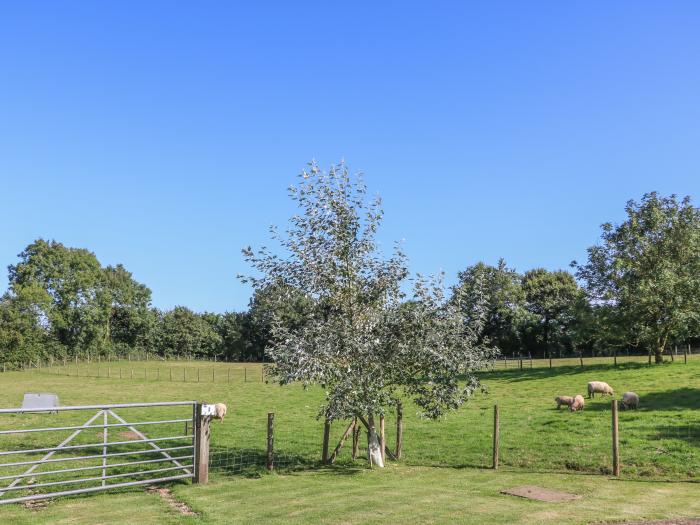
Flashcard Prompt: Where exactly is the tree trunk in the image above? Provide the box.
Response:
[366,414,384,468]
[654,347,664,364]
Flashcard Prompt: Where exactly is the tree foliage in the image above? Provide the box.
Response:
[574,192,700,362]
[242,162,494,426]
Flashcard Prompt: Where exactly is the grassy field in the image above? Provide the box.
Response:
[0,359,698,523]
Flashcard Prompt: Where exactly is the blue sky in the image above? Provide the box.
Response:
[1,2,699,312]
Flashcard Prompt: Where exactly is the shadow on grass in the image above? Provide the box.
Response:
[636,388,700,411]
[476,362,654,383]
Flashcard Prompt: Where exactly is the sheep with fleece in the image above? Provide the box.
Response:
[554,396,574,410]
[587,381,614,398]
[620,392,640,410]
[213,403,228,422]
[569,395,585,412]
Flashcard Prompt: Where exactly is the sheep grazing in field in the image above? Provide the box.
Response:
[569,395,585,412]
[620,392,640,410]
[555,396,574,410]
[213,403,228,422]
[587,381,614,398]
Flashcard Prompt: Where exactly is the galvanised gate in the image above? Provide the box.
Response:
[0,401,201,505]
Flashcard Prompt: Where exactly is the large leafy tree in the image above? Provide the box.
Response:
[8,240,108,354]
[521,268,583,358]
[158,306,222,358]
[452,259,525,355]
[6,239,153,357]
[574,193,700,363]
[242,162,493,467]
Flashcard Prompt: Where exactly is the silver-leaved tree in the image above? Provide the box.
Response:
[241,161,495,467]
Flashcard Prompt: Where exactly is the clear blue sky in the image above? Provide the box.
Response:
[1,2,699,312]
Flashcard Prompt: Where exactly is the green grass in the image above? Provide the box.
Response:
[0,358,698,523]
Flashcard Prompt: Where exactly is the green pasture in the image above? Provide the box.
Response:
[0,358,698,523]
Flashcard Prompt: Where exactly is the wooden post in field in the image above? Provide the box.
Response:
[194,402,210,484]
[613,350,617,366]
[212,368,215,382]
[684,346,688,364]
[504,356,507,368]
[267,412,274,471]
[351,417,360,460]
[580,354,584,368]
[329,420,356,464]
[197,369,200,383]
[227,368,230,383]
[379,415,386,464]
[322,419,331,464]
[130,369,134,380]
[549,355,552,368]
[529,353,532,368]
[612,399,620,476]
[493,404,500,470]
[671,346,675,363]
[395,401,403,460]
[244,368,247,383]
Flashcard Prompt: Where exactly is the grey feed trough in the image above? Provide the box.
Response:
[21,393,60,413]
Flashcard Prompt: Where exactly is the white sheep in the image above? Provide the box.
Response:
[554,396,574,410]
[213,403,227,422]
[620,392,639,410]
[587,381,614,398]
[569,394,585,412]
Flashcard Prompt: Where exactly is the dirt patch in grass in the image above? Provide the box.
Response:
[501,485,582,502]
[147,486,197,516]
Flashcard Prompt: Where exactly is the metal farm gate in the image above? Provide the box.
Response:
[0,401,199,505]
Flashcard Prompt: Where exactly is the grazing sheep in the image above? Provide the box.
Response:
[569,395,585,412]
[620,392,639,410]
[213,403,227,422]
[555,396,574,410]
[587,381,614,398]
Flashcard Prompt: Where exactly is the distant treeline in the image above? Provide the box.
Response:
[0,239,281,366]
[1,193,699,366]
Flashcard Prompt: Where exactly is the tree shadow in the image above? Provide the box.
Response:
[476,362,652,383]
[634,388,700,411]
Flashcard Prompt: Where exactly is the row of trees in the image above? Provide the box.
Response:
[456,193,700,363]
[0,239,288,367]
[1,191,698,369]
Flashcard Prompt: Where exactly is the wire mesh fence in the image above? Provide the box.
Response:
[206,404,700,481]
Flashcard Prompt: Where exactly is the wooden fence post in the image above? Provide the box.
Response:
[529,353,532,368]
[613,350,617,367]
[493,404,500,470]
[322,419,331,464]
[267,412,274,471]
[351,417,359,460]
[379,415,386,464]
[684,346,688,364]
[395,401,403,460]
[194,402,210,484]
[244,368,247,383]
[580,354,584,368]
[612,399,620,476]
[212,368,215,382]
